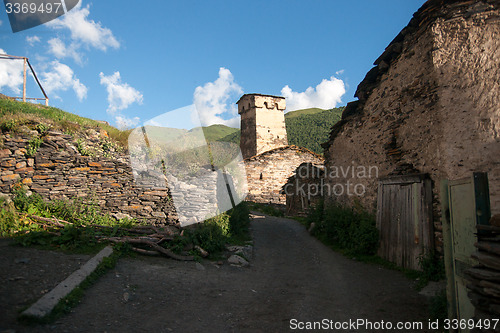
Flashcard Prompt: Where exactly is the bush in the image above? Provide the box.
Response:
[228,202,250,239]
[310,202,378,255]
[177,202,250,255]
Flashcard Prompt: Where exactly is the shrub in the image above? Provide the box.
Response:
[310,202,378,255]
[228,202,250,239]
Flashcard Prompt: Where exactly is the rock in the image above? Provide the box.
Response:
[308,222,316,233]
[123,292,130,302]
[227,254,249,267]
[15,258,31,264]
[226,245,253,259]
[111,212,132,221]
[195,262,206,271]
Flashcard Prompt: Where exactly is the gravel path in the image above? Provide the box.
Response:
[9,213,431,332]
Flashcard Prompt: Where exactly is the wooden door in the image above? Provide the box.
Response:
[377,174,434,270]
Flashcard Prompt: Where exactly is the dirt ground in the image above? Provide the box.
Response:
[1,213,432,332]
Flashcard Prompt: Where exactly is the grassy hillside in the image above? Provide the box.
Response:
[0,98,130,146]
[217,107,345,155]
[200,124,239,142]
[285,107,344,154]
[285,107,326,119]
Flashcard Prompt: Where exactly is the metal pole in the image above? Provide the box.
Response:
[23,58,27,102]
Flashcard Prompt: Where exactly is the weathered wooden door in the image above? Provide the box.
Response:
[441,172,491,328]
[377,174,434,270]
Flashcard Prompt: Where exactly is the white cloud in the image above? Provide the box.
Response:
[115,115,140,130]
[0,49,24,94]
[41,61,88,101]
[47,37,82,64]
[26,36,41,46]
[281,75,346,112]
[99,71,143,113]
[193,67,243,127]
[47,3,120,52]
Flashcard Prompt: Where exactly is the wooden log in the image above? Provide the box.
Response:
[472,252,500,271]
[28,215,69,227]
[105,237,194,261]
[477,225,500,233]
[466,267,500,282]
[195,245,209,257]
[476,242,500,256]
[131,247,160,256]
[480,280,500,294]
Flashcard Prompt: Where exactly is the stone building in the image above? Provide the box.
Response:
[237,94,324,205]
[282,162,325,216]
[322,0,499,271]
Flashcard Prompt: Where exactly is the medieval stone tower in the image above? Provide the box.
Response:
[237,94,288,159]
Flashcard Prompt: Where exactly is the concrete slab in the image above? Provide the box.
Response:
[21,246,114,318]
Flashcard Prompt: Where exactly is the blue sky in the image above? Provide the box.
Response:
[0,0,426,130]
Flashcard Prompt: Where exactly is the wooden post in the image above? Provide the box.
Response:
[23,58,27,102]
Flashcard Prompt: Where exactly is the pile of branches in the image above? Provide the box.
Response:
[27,215,208,261]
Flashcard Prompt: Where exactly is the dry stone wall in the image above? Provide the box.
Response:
[323,0,500,251]
[0,131,178,226]
[244,146,324,204]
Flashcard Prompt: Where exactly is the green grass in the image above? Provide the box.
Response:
[200,124,239,142]
[0,99,130,146]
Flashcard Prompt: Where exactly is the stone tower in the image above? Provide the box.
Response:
[237,94,288,159]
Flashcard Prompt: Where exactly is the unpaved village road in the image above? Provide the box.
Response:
[26,213,430,332]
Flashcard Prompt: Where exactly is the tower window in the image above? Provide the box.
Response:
[260,173,263,180]
[264,102,268,108]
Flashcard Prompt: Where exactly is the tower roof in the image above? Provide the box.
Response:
[236,93,284,104]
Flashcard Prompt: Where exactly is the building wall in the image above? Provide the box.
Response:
[238,94,288,159]
[0,132,178,226]
[323,0,500,251]
[244,146,324,204]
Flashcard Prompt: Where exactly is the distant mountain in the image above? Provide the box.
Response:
[217,107,345,155]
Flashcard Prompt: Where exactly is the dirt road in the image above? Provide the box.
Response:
[15,213,430,332]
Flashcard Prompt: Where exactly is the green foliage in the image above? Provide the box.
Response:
[76,138,94,157]
[169,202,250,256]
[228,201,250,240]
[417,251,446,288]
[285,107,343,154]
[6,188,137,252]
[26,137,43,157]
[429,290,448,323]
[309,202,379,255]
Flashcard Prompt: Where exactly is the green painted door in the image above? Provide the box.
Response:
[448,178,477,328]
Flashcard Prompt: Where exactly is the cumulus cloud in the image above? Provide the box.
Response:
[99,71,143,113]
[47,37,82,64]
[193,67,243,127]
[0,49,25,94]
[41,61,88,101]
[115,115,140,130]
[47,3,119,51]
[26,35,41,46]
[281,75,346,112]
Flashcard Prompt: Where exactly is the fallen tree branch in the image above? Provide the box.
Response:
[104,237,194,261]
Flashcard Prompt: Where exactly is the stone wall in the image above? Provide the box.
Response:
[244,146,324,204]
[283,163,324,216]
[238,94,288,159]
[0,131,178,226]
[323,0,500,251]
